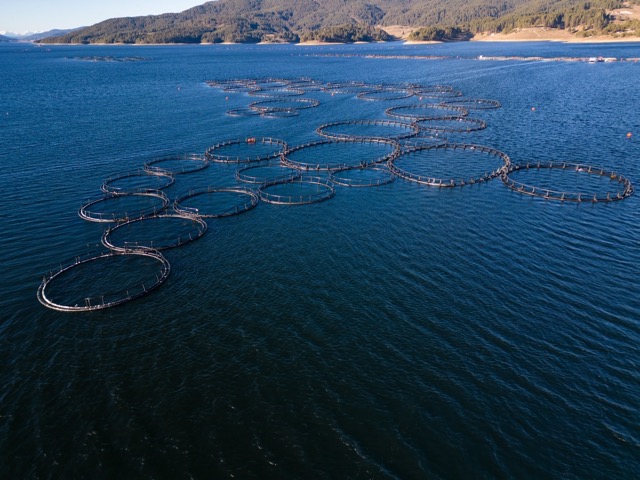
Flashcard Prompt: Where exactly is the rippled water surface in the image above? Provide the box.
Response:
[1,41,640,479]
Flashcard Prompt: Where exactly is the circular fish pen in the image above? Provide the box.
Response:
[411,85,463,98]
[389,143,511,187]
[37,247,170,312]
[79,190,169,223]
[260,108,299,118]
[207,79,251,88]
[288,78,325,92]
[282,139,400,172]
[330,165,396,187]
[248,78,292,89]
[144,153,209,175]
[356,88,414,101]
[316,120,420,141]
[258,176,336,205]
[209,79,285,94]
[248,88,306,98]
[205,137,287,164]
[224,85,260,94]
[225,108,263,117]
[212,81,259,93]
[385,104,469,121]
[415,117,487,134]
[323,81,368,94]
[249,98,320,112]
[441,98,502,110]
[400,136,448,151]
[206,79,246,90]
[102,214,207,252]
[101,169,175,194]
[236,161,301,184]
[501,162,634,202]
[173,187,259,218]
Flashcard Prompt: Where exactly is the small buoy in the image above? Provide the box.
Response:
[626,132,632,138]
[531,107,536,111]
[225,96,229,101]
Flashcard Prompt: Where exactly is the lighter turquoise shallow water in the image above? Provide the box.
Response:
[1,41,639,479]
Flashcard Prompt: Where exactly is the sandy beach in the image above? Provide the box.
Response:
[402,40,441,45]
[471,27,640,43]
[380,24,640,44]
[296,41,345,46]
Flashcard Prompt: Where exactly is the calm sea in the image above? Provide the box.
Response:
[1,41,639,479]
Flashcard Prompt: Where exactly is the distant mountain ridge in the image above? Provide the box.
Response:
[21,29,84,41]
[39,0,640,44]
[2,28,83,42]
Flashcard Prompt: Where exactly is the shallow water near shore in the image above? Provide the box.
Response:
[1,41,640,479]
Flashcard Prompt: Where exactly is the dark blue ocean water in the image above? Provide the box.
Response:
[1,41,640,479]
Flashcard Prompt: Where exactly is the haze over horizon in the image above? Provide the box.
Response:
[1,1,203,34]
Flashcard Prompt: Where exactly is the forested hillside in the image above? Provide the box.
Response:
[40,0,640,44]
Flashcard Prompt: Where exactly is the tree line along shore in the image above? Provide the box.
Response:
[36,0,640,45]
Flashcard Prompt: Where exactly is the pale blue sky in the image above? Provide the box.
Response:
[1,1,206,34]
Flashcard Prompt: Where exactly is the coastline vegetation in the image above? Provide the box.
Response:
[408,26,471,41]
[299,24,391,43]
[37,0,640,44]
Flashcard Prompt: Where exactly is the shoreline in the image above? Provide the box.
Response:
[402,40,441,45]
[28,32,640,47]
[471,28,640,43]
[296,41,345,46]
[381,24,640,44]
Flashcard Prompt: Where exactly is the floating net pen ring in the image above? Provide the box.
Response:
[288,79,325,91]
[144,153,209,175]
[101,214,208,252]
[248,88,306,98]
[413,84,457,93]
[226,108,263,117]
[400,136,448,151]
[389,143,511,187]
[440,98,502,110]
[247,78,292,89]
[206,79,241,90]
[258,176,336,205]
[323,81,367,94]
[101,169,175,194]
[316,120,420,141]
[415,116,487,133]
[216,80,261,93]
[79,190,169,223]
[356,89,414,101]
[501,162,634,202]
[206,79,234,88]
[281,139,400,172]
[260,108,299,118]
[173,187,259,218]
[207,79,257,90]
[330,166,396,187]
[37,248,170,312]
[236,160,302,184]
[224,86,260,94]
[205,137,287,163]
[410,85,463,98]
[325,81,365,89]
[249,98,320,111]
[385,104,469,121]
